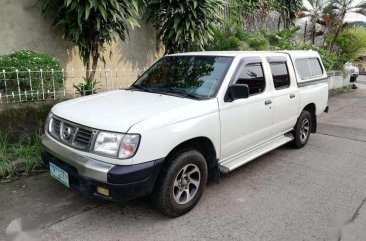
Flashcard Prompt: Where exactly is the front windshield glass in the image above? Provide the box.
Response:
[132,55,233,99]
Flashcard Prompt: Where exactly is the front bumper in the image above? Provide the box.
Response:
[41,134,164,202]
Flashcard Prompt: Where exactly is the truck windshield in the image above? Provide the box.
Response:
[132,56,233,99]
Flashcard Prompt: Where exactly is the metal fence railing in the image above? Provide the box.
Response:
[0,68,145,104]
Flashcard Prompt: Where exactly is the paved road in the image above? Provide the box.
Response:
[1,79,366,241]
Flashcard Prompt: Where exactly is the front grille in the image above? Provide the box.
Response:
[48,116,96,150]
[74,128,93,148]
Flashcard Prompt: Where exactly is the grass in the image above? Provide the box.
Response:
[0,135,17,180]
[0,131,44,181]
[329,85,353,96]
[0,101,58,181]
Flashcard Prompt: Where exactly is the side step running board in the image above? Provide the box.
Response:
[219,133,294,174]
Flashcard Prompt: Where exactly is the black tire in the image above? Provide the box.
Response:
[291,110,312,149]
[151,149,208,217]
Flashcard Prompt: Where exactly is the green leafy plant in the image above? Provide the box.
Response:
[246,33,270,50]
[73,78,99,96]
[229,0,275,27]
[206,25,247,51]
[0,51,63,92]
[0,132,44,181]
[146,0,224,54]
[329,27,366,60]
[274,0,303,28]
[8,132,43,174]
[206,23,293,51]
[40,0,140,80]
[0,135,16,180]
[263,27,301,50]
[327,0,366,51]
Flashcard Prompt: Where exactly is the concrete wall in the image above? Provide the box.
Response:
[0,0,163,87]
[328,72,351,90]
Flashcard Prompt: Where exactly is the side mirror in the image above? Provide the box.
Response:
[226,84,249,102]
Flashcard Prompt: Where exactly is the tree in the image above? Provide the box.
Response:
[300,0,330,44]
[40,0,140,80]
[145,0,224,54]
[274,0,303,29]
[329,27,366,59]
[229,0,275,29]
[327,0,366,51]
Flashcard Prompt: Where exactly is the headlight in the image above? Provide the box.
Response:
[93,131,140,159]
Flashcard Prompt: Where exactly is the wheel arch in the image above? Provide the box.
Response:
[302,103,317,133]
[163,137,220,184]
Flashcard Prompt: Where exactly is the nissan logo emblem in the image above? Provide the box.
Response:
[62,126,72,140]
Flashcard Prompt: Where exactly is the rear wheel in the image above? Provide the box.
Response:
[151,149,208,217]
[291,110,312,148]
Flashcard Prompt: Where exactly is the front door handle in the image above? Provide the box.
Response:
[290,94,296,99]
[265,100,272,105]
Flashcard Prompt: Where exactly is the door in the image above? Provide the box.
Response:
[219,58,274,161]
[267,57,300,135]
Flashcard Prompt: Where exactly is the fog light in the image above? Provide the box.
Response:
[97,186,110,196]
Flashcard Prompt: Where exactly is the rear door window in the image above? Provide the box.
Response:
[269,62,290,89]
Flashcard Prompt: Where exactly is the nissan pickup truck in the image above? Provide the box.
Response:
[42,50,329,217]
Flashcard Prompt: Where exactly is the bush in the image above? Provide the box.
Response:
[263,27,300,50]
[206,23,270,51]
[328,28,366,61]
[207,23,300,52]
[0,51,63,92]
[246,33,270,50]
[206,27,243,51]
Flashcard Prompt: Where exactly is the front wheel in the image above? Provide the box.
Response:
[291,110,312,148]
[151,149,208,217]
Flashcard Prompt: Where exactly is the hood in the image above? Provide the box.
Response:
[51,90,202,132]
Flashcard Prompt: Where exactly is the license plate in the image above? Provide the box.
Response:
[50,162,69,188]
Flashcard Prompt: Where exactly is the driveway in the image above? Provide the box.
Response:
[1,78,366,241]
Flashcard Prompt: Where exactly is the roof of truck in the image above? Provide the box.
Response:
[169,50,320,58]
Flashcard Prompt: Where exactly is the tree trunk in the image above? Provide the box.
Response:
[304,21,307,45]
[329,14,345,52]
[86,61,90,80]
[88,55,99,80]
[329,25,342,52]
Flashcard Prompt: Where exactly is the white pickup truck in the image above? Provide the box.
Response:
[42,50,329,217]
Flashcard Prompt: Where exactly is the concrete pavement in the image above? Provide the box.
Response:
[1,79,366,241]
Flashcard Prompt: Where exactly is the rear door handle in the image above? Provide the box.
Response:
[290,94,295,99]
[265,100,272,105]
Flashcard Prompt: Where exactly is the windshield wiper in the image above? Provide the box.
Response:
[157,87,205,100]
[130,84,153,93]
